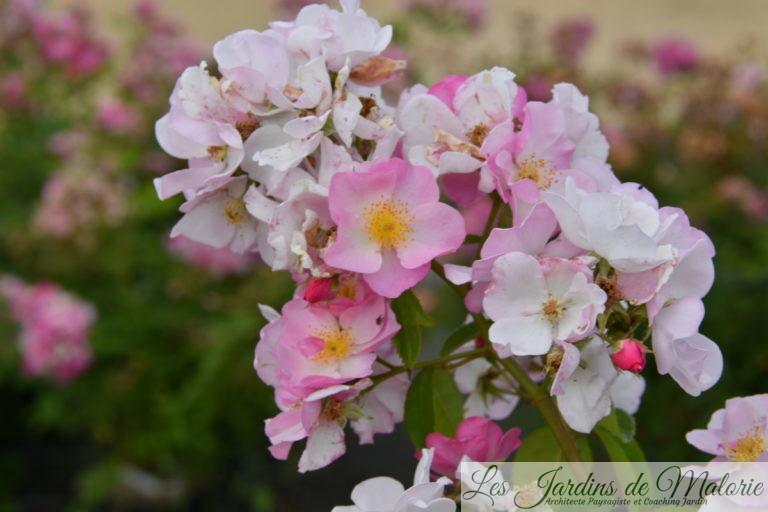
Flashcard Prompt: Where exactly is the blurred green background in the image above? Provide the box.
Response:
[1,0,767,510]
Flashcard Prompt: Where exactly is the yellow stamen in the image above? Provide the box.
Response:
[207,145,228,162]
[726,430,766,463]
[222,197,248,225]
[363,197,415,250]
[517,154,556,190]
[541,294,564,325]
[466,123,489,147]
[311,325,355,365]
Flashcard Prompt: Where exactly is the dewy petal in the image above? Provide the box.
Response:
[396,203,466,269]
[483,252,547,320]
[488,316,553,356]
[298,418,346,473]
[363,250,429,298]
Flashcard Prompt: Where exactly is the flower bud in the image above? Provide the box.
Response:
[303,278,335,303]
[611,339,647,372]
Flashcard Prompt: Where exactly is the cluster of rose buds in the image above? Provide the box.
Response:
[0,275,95,383]
[153,0,722,501]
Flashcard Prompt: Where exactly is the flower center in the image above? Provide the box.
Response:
[540,294,564,325]
[517,154,556,190]
[207,145,228,162]
[466,123,489,147]
[725,430,766,463]
[222,197,248,224]
[544,347,564,374]
[363,197,415,250]
[311,325,355,365]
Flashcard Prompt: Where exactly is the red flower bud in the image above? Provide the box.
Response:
[303,278,335,303]
[610,339,647,373]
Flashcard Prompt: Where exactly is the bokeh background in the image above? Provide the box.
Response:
[2,0,768,510]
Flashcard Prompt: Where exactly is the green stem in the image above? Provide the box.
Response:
[370,347,488,386]
[431,261,584,463]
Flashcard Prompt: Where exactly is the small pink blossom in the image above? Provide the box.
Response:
[332,448,454,511]
[552,337,645,433]
[0,276,95,383]
[687,394,768,464]
[324,158,465,298]
[170,177,262,253]
[255,277,399,405]
[483,253,606,356]
[549,17,594,65]
[423,417,521,478]
[610,339,647,373]
[652,37,700,76]
[96,99,141,135]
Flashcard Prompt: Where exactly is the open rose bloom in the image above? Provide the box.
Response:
[151,0,725,504]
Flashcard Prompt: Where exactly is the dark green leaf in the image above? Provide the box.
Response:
[598,408,637,444]
[404,367,464,448]
[440,322,480,356]
[514,427,564,462]
[391,289,433,367]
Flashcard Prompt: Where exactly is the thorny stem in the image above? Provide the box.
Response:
[431,261,585,464]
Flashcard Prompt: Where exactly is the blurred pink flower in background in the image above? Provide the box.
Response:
[33,172,126,238]
[652,37,700,75]
[0,276,95,383]
[549,16,594,65]
[717,175,768,221]
[47,129,90,160]
[167,235,258,276]
[0,73,28,110]
[96,99,142,135]
[31,6,109,79]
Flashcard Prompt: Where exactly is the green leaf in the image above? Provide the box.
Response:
[404,367,463,448]
[595,426,646,463]
[391,290,433,367]
[598,408,637,444]
[514,427,564,462]
[440,322,480,356]
[594,427,649,512]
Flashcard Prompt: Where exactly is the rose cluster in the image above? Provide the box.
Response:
[152,0,722,503]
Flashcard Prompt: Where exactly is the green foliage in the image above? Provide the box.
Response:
[404,367,464,448]
[391,289,433,367]
[440,322,480,356]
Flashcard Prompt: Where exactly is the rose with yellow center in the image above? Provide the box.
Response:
[324,158,466,298]
[362,198,415,250]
